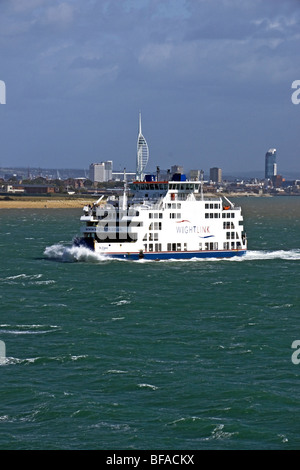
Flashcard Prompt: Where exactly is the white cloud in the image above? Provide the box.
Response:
[45,2,75,25]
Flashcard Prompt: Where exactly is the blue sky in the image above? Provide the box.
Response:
[0,0,300,176]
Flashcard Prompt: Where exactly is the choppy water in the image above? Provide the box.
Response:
[0,197,300,450]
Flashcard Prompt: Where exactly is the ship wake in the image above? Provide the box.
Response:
[43,243,111,263]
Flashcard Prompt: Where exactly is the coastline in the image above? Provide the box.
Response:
[0,198,96,209]
[0,192,291,209]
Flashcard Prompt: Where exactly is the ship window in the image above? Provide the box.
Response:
[155,243,162,252]
[154,233,159,241]
[210,204,213,209]
[210,242,214,250]
[231,232,235,239]
[231,242,235,249]
[199,243,202,250]
[205,243,209,250]
[205,204,209,209]
[159,213,163,219]
[210,213,213,218]
[167,243,171,251]
[172,243,177,251]
[149,244,153,252]
[177,203,181,209]
[177,213,181,219]
[167,203,172,209]
[213,242,218,250]
[227,213,230,218]
[144,244,147,251]
[214,213,219,218]
[205,213,209,218]
[214,204,219,209]
[177,243,181,251]
[143,234,147,241]
[231,213,235,218]
[154,213,158,219]
[149,233,153,241]
[184,243,187,251]
[224,242,229,250]
[149,213,153,218]
[226,232,230,240]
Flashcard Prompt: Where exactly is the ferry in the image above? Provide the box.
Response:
[74,174,247,260]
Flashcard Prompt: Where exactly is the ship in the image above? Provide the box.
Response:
[74,173,247,260]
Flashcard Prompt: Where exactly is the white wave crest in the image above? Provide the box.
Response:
[243,249,300,261]
[43,244,110,263]
[43,245,300,263]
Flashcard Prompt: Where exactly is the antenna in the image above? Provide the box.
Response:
[200,170,204,201]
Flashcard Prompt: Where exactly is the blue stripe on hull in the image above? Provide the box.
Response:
[106,250,247,260]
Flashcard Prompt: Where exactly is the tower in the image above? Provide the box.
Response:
[136,112,149,181]
[265,148,277,179]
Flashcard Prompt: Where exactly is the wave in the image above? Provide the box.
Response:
[43,244,300,263]
[43,244,111,263]
[243,249,300,261]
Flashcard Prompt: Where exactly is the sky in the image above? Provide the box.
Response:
[0,0,300,177]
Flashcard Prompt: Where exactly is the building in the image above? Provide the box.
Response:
[189,170,201,181]
[210,167,222,183]
[6,184,55,194]
[136,113,149,181]
[265,148,277,179]
[171,165,184,175]
[89,161,113,183]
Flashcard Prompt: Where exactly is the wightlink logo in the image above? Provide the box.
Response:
[0,80,6,104]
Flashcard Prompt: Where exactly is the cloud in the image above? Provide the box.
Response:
[44,2,75,26]
[0,0,300,173]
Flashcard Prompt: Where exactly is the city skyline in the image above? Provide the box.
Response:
[0,1,300,174]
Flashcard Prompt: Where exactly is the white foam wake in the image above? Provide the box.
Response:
[43,244,300,263]
[243,249,300,261]
[43,244,110,263]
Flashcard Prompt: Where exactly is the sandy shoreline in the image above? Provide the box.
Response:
[0,192,275,209]
[0,198,96,209]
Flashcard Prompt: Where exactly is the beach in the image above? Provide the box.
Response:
[0,192,272,210]
[0,198,96,209]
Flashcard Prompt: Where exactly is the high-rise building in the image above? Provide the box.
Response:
[210,167,222,183]
[89,161,113,183]
[136,113,149,181]
[190,170,200,181]
[265,148,277,179]
[171,165,184,175]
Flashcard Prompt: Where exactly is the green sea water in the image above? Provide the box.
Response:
[0,196,300,450]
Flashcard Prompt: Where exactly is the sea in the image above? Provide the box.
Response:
[0,196,300,451]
